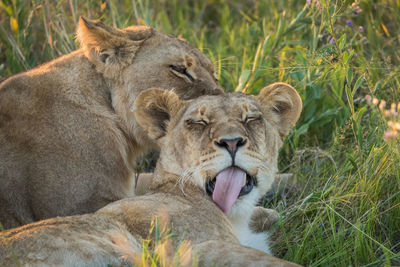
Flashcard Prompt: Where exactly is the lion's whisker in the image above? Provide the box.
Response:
[176,161,213,194]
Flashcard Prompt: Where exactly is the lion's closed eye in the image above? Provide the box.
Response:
[244,115,262,124]
[170,65,195,82]
[185,118,208,126]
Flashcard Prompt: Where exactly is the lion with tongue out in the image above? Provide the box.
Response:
[134,82,302,255]
[0,83,301,266]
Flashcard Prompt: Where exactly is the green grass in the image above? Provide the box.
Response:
[1,0,400,266]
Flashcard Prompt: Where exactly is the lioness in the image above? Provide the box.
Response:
[0,17,222,229]
[0,83,302,266]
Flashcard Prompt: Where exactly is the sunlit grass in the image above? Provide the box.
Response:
[1,0,400,266]
[113,216,197,267]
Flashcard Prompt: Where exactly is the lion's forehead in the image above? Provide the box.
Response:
[123,25,153,40]
[185,93,260,119]
[155,30,215,71]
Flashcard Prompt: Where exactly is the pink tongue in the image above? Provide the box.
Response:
[212,167,246,214]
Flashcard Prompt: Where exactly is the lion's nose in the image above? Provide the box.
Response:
[214,137,247,158]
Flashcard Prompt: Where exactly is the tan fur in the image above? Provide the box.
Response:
[249,207,280,233]
[0,85,301,266]
[136,172,280,233]
[0,17,222,229]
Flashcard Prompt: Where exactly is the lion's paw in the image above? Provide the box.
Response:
[249,207,279,233]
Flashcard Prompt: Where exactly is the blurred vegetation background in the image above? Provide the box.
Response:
[1,0,400,266]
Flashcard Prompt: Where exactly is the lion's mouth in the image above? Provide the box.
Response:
[205,166,257,214]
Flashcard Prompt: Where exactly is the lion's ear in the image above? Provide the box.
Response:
[257,82,302,136]
[77,17,151,76]
[133,89,186,140]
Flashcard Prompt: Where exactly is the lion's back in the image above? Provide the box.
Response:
[0,213,135,266]
[0,56,132,227]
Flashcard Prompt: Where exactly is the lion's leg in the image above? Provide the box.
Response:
[249,207,280,233]
[193,240,301,266]
[135,172,154,195]
[0,160,35,229]
[0,213,20,230]
[249,173,299,233]
[0,203,33,230]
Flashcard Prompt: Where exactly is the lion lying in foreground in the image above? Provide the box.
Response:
[0,83,301,266]
[0,17,222,229]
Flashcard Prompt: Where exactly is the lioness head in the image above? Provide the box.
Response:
[76,17,222,147]
[133,83,302,219]
[77,17,221,99]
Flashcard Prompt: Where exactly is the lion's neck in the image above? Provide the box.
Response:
[150,169,180,191]
[49,51,140,178]
[109,81,157,158]
[40,50,113,104]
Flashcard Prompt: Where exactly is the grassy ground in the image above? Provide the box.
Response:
[1,0,400,266]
